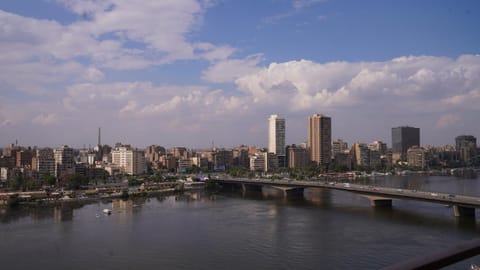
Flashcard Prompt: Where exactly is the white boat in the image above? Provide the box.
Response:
[103,209,112,215]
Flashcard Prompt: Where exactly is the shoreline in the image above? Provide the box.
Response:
[1,184,206,208]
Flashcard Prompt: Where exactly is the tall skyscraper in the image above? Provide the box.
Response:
[307,114,332,165]
[268,114,285,156]
[391,126,420,162]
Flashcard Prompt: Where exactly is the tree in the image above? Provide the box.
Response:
[42,174,57,186]
[9,175,24,191]
[66,174,89,190]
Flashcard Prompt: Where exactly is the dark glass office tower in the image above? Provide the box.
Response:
[392,126,420,161]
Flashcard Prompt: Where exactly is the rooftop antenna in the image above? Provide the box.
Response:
[98,127,101,146]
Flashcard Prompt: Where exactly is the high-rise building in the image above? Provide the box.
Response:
[352,143,370,167]
[392,126,420,162]
[307,114,332,165]
[36,148,55,176]
[286,144,309,168]
[455,135,477,164]
[332,139,349,156]
[111,145,146,175]
[54,145,75,178]
[369,141,388,155]
[16,150,33,168]
[268,114,286,157]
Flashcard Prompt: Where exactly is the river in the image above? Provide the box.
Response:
[0,175,479,269]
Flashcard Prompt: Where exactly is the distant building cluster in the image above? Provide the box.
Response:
[0,115,478,188]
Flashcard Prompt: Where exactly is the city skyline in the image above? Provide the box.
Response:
[0,115,477,150]
[1,1,479,148]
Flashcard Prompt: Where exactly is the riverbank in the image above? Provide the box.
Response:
[0,182,205,208]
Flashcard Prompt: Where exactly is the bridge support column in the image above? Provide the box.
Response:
[269,186,304,198]
[283,187,305,198]
[241,183,262,194]
[453,206,475,218]
[370,199,392,207]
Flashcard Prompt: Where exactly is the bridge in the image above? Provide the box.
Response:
[212,178,480,218]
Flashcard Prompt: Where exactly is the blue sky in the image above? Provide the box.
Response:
[0,0,479,149]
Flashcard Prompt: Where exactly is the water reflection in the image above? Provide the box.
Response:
[54,206,73,222]
[0,182,479,270]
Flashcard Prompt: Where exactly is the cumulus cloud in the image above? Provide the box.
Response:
[235,55,480,114]
[54,0,231,63]
[0,0,236,96]
[83,67,105,82]
[62,82,250,122]
[202,54,263,83]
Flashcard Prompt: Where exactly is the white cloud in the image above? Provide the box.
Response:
[55,0,230,64]
[119,100,137,115]
[83,67,105,82]
[293,0,326,10]
[202,54,263,83]
[435,114,461,129]
[32,113,62,126]
[0,0,236,97]
[235,55,480,113]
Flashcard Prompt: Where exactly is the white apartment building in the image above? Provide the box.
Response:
[111,146,146,175]
[268,114,286,156]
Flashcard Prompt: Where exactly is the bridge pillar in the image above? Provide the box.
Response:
[370,199,392,207]
[268,186,304,198]
[241,183,262,193]
[283,187,305,198]
[220,182,242,191]
[453,206,475,218]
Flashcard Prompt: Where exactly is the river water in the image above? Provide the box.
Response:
[0,175,479,269]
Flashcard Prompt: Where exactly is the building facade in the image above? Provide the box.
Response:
[352,143,370,167]
[36,148,55,176]
[369,141,388,155]
[54,145,75,178]
[455,135,477,164]
[268,114,286,158]
[111,146,146,175]
[332,139,349,157]
[286,144,309,168]
[392,126,420,162]
[307,114,332,165]
[407,146,426,169]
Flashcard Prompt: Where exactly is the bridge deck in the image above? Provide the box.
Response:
[214,178,480,208]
